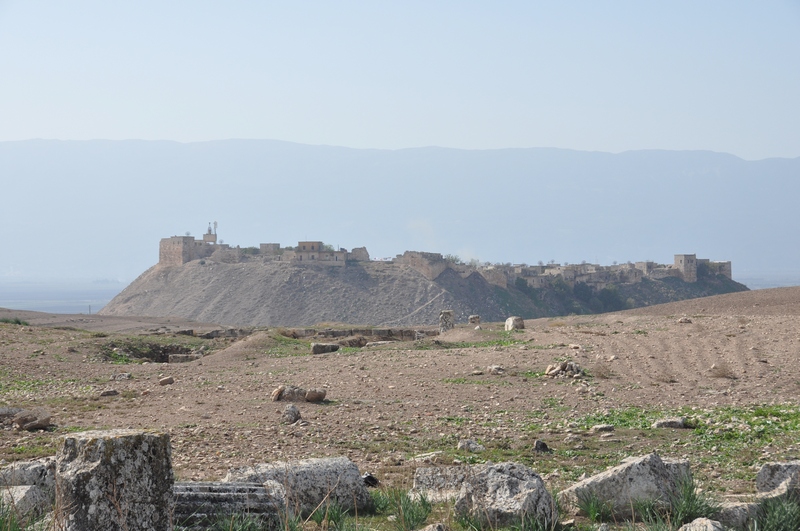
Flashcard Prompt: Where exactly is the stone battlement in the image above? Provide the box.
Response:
[393,251,732,290]
[158,226,369,267]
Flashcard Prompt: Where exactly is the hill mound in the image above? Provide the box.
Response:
[100,259,749,326]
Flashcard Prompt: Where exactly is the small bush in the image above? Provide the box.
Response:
[0,318,28,326]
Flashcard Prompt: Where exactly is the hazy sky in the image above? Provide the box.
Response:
[1,1,798,160]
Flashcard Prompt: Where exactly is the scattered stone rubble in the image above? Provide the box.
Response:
[544,361,583,378]
[8,407,52,431]
[505,316,524,331]
[281,404,302,424]
[439,310,455,333]
[270,384,327,403]
[310,342,339,354]
[652,417,688,429]
[457,439,485,453]
[3,429,799,531]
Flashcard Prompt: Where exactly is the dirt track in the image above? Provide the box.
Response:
[1,287,799,497]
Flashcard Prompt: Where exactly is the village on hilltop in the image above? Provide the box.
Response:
[159,224,733,293]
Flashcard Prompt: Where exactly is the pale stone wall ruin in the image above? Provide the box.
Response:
[158,230,368,268]
[395,252,733,294]
[395,251,450,280]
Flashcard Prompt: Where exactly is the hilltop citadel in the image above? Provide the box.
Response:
[159,224,733,293]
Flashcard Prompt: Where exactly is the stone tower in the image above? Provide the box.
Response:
[674,254,697,283]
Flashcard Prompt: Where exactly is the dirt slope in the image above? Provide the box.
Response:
[99,261,541,326]
[99,260,747,327]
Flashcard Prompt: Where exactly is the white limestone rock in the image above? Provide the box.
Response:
[223,456,370,516]
[0,485,51,522]
[55,429,174,531]
[559,453,688,519]
[454,462,554,527]
[504,316,525,331]
[677,518,726,531]
[410,464,485,503]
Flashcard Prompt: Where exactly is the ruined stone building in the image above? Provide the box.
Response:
[158,226,369,267]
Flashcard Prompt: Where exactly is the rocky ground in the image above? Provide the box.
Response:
[1,287,799,502]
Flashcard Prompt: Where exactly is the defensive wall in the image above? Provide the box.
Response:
[158,229,369,268]
[392,251,732,291]
[158,227,732,293]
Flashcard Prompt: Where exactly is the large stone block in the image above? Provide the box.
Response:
[559,453,688,519]
[410,464,486,503]
[224,456,369,516]
[0,485,51,522]
[0,456,55,489]
[55,429,174,531]
[454,462,554,528]
[504,316,524,331]
[756,461,800,493]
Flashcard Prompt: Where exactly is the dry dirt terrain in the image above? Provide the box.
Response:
[2,287,800,502]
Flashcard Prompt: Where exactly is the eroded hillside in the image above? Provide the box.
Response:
[100,260,748,326]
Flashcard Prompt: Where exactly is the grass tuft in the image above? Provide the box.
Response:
[749,494,800,531]
[371,489,431,531]
[576,490,614,522]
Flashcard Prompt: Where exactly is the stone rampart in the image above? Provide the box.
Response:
[395,251,450,280]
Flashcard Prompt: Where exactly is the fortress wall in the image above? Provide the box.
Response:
[394,251,449,280]
[649,268,681,280]
[699,259,733,279]
[210,247,242,263]
[525,276,550,288]
[260,243,281,255]
[159,236,195,266]
[348,247,370,261]
[478,268,508,289]
[712,261,733,279]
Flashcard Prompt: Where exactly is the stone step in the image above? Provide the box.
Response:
[173,481,285,529]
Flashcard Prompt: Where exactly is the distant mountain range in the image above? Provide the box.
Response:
[2,139,798,285]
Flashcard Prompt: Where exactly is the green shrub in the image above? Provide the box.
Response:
[0,318,28,326]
